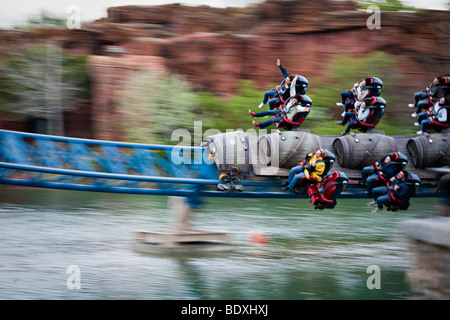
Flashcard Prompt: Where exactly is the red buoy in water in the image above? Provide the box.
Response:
[248,231,270,244]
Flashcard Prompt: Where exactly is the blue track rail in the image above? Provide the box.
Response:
[0,129,441,202]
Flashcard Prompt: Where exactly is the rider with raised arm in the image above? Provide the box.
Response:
[249,75,311,129]
[257,59,294,110]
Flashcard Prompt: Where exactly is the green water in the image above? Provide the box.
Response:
[0,188,440,300]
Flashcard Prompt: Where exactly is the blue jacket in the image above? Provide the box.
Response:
[391,178,409,200]
[277,65,291,99]
[279,64,289,78]
[380,162,397,180]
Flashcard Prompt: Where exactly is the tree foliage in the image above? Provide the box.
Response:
[355,0,416,11]
[117,70,199,144]
[0,45,90,134]
[23,11,67,28]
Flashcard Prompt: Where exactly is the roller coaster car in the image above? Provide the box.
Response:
[365,76,383,97]
[383,172,421,211]
[203,131,251,192]
[278,76,308,95]
[344,77,383,111]
[307,170,348,210]
[270,76,309,107]
[350,96,386,133]
[364,152,409,191]
[425,105,450,132]
[351,77,383,98]
[292,150,336,194]
[275,95,312,131]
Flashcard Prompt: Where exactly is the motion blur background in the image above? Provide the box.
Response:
[0,0,449,143]
[0,0,449,301]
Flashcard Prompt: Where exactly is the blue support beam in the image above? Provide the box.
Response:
[0,130,443,204]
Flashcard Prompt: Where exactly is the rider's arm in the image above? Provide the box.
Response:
[278,64,289,78]
[289,76,297,97]
[392,183,408,199]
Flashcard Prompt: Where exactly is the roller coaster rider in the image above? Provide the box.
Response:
[364,153,398,194]
[368,170,409,214]
[409,76,450,117]
[336,77,375,112]
[250,75,311,129]
[415,96,449,135]
[281,149,326,191]
[336,99,371,136]
[409,85,432,117]
[257,59,294,110]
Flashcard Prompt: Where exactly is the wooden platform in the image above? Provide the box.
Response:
[133,229,235,254]
[132,197,235,254]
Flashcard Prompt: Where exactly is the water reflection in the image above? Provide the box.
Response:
[0,188,439,299]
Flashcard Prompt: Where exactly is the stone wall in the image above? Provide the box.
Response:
[403,216,450,299]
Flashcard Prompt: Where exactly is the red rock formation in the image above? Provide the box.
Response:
[96,0,449,94]
[88,55,166,140]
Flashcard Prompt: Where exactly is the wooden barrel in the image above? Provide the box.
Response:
[407,134,450,168]
[258,131,323,169]
[204,131,254,174]
[332,133,398,169]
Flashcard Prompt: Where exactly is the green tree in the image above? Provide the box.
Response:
[26,11,66,27]
[12,10,67,30]
[117,70,199,145]
[0,44,90,135]
[355,0,416,11]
